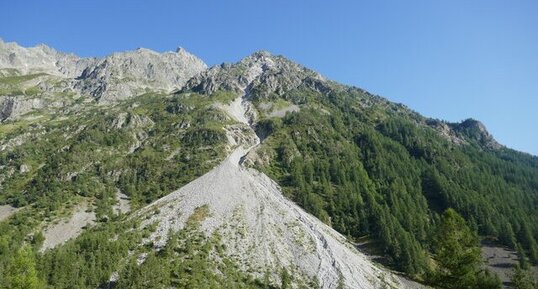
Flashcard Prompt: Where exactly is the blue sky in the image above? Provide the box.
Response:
[1,0,537,155]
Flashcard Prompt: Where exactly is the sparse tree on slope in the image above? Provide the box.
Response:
[431,208,501,289]
[511,266,538,289]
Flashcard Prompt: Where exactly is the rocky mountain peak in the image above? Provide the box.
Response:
[0,41,209,122]
[242,50,273,63]
[0,39,92,77]
[133,47,157,54]
[453,118,501,149]
[34,43,57,54]
[0,40,207,102]
[183,51,325,99]
[75,46,207,102]
[459,118,488,131]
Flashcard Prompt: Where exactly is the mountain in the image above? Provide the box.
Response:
[1,40,537,288]
[0,39,206,121]
[0,39,93,77]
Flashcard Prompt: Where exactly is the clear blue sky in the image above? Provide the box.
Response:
[1,0,537,155]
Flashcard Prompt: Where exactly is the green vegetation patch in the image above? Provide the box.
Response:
[186,205,210,227]
[0,73,47,85]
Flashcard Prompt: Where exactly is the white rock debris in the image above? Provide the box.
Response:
[218,96,251,125]
[138,96,423,289]
[0,205,18,222]
[113,190,131,215]
[41,203,96,251]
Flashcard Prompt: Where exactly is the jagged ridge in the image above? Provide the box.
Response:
[0,39,207,117]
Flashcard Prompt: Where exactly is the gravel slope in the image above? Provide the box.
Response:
[41,203,96,251]
[136,96,424,288]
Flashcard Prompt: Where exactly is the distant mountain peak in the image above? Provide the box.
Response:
[0,40,207,102]
[76,46,207,102]
[175,46,186,53]
[133,47,158,54]
[0,39,90,78]
[183,50,325,99]
[34,42,56,53]
[248,49,273,58]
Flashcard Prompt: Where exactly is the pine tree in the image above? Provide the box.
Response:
[517,243,531,270]
[3,245,42,289]
[519,223,538,264]
[431,208,501,289]
[498,219,516,248]
[511,266,538,289]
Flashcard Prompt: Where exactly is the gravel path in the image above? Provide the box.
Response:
[481,243,538,287]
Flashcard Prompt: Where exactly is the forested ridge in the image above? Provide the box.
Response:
[251,83,538,286]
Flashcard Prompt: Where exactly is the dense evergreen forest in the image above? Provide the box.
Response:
[251,83,538,285]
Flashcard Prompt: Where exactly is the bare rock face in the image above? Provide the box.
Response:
[183,51,326,99]
[0,96,16,120]
[0,96,44,121]
[76,47,207,102]
[426,119,467,145]
[426,118,502,150]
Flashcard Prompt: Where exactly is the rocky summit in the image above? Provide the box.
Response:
[76,47,206,102]
[1,41,537,289]
[0,39,206,121]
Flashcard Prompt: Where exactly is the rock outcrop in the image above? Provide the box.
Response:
[452,118,501,149]
[0,96,44,121]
